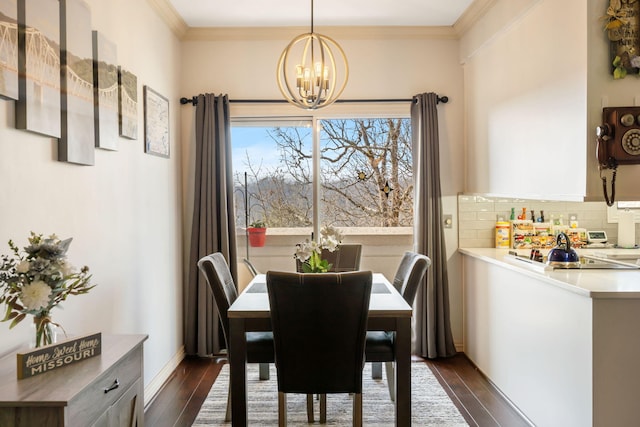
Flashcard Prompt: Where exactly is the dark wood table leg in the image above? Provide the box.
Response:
[395,317,411,426]
[230,318,247,426]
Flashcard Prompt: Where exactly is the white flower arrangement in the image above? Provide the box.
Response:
[0,232,95,347]
[294,225,344,273]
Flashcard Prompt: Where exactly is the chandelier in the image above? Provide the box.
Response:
[276,0,349,110]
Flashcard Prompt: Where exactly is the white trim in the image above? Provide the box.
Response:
[183,26,458,42]
[145,0,188,38]
[144,345,186,408]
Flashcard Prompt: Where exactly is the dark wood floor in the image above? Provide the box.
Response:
[144,353,531,427]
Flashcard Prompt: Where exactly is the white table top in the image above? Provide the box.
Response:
[460,248,640,298]
[228,273,412,318]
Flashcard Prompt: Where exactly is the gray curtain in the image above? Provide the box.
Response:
[184,94,237,357]
[411,92,457,359]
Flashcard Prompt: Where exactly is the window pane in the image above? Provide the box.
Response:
[319,118,413,227]
[231,122,313,228]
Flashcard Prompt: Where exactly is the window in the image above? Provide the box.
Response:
[231,116,413,231]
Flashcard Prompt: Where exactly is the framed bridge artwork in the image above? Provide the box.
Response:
[0,0,18,100]
[58,0,95,165]
[92,30,118,151]
[15,0,61,138]
[118,67,138,140]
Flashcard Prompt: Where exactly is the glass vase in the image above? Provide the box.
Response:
[31,314,57,348]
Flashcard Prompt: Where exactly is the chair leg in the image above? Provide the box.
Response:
[306,394,314,423]
[320,394,327,424]
[385,361,396,402]
[259,362,270,380]
[353,392,363,427]
[278,392,287,427]
[225,382,232,422]
[371,362,383,379]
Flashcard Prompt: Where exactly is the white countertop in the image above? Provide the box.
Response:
[459,247,640,299]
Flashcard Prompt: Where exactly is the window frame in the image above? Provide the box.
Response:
[230,102,412,239]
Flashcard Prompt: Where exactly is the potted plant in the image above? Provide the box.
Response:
[247,220,267,247]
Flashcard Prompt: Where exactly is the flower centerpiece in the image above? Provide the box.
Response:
[0,232,95,348]
[294,225,344,273]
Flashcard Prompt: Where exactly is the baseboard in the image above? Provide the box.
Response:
[462,354,536,427]
[144,345,186,408]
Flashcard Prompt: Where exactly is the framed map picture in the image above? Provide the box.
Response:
[143,85,169,158]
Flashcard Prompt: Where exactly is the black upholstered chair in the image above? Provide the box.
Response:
[366,252,431,401]
[295,244,362,272]
[197,253,274,421]
[267,271,372,426]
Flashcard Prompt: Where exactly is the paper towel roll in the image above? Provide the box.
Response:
[618,210,636,249]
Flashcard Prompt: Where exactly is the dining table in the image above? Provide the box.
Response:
[228,272,413,426]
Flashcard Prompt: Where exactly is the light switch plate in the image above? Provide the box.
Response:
[444,214,453,229]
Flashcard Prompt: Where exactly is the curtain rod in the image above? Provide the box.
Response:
[179,95,449,106]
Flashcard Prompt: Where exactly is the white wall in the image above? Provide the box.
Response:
[461,0,589,200]
[463,0,640,202]
[586,0,640,201]
[0,0,183,402]
[178,29,467,347]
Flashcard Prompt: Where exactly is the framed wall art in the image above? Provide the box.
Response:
[59,0,94,165]
[143,85,169,158]
[16,0,61,137]
[605,0,640,79]
[0,0,18,100]
[92,30,118,151]
[118,66,137,140]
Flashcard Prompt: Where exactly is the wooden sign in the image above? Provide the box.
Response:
[16,332,102,379]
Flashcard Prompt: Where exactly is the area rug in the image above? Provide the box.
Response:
[193,362,469,426]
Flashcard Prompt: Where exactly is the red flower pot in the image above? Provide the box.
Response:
[247,227,267,247]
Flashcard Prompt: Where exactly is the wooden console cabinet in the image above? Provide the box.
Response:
[0,334,147,427]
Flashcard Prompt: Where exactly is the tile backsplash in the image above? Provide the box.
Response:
[457,194,638,248]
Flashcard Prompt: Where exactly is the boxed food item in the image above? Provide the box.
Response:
[511,221,556,249]
[565,228,587,248]
[511,220,534,249]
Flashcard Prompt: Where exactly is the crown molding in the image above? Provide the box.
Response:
[453,0,498,37]
[183,25,458,42]
[146,0,188,39]
[148,0,494,42]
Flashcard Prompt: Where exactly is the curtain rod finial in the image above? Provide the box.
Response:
[180,96,198,106]
[437,96,448,104]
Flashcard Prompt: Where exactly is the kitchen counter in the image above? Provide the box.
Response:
[460,247,640,427]
[459,247,640,298]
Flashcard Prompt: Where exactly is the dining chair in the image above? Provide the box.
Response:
[266,270,372,426]
[366,251,431,401]
[197,253,274,421]
[295,244,363,272]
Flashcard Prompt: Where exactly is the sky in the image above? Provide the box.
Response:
[231,125,311,177]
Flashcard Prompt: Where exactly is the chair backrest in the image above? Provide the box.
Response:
[266,271,372,395]
[295,244,362,272]
[197,253,238,345]
[392,252,431,306]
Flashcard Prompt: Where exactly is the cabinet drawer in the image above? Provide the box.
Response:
[68,346,142,426]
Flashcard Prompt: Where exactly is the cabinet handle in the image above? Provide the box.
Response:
[103,378,120,393]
